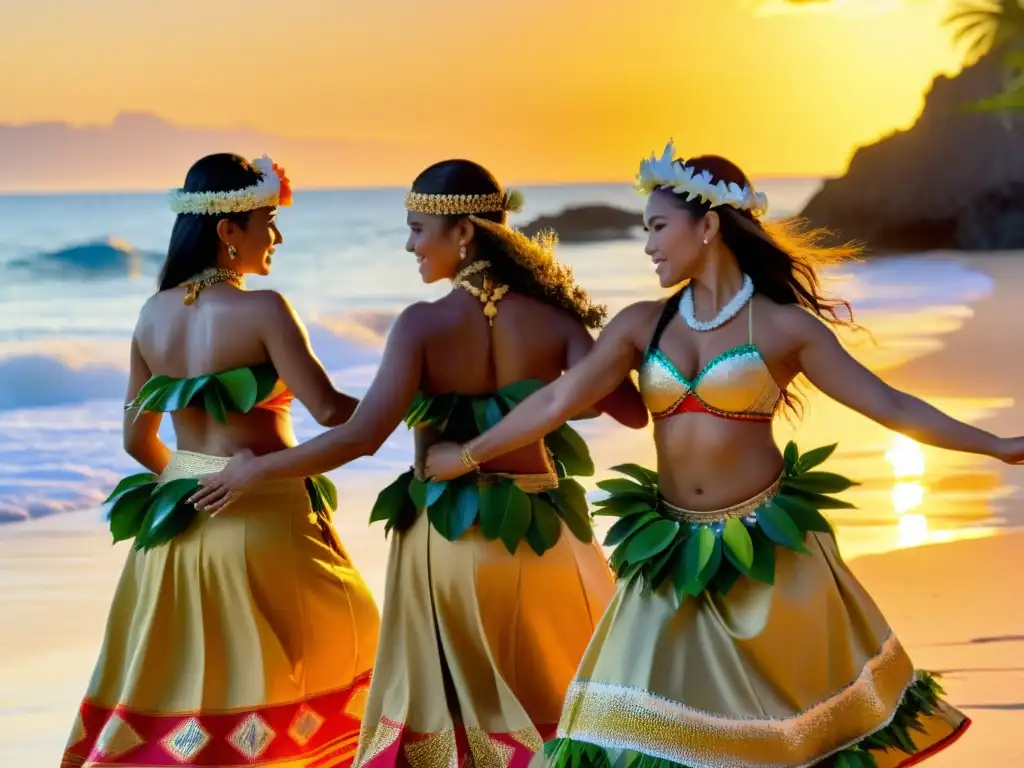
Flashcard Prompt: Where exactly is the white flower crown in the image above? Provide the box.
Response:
[168,155,292,215]
[636,140,768,218]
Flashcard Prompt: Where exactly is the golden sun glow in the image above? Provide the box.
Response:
[885,435,927,480]
[0,0,967,187]
[751,0,909,18]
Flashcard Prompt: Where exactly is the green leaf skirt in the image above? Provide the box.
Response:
[104,463,339,552]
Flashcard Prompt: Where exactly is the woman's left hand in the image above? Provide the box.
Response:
[994,436,1024,465]
[424,442,473,481]
[188,449,263,514]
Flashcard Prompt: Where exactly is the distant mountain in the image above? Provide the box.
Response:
[0,112,440,192]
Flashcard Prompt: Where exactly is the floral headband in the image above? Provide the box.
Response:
[636,140,768,218]
[168,155,293,215]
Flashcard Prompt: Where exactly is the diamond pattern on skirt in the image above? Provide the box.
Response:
[61,673,370,767]
[289,704,326,747]
[228,712,276,760]
[161,717,211,762]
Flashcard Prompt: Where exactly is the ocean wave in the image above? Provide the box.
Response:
[0,311,401,523]
[0,315,391,411]
[0,355,126,409]
[8,237,162,279]
[0,394,414,524]
[829,255,995,313]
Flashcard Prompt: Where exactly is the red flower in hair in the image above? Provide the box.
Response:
[272,162,293,207]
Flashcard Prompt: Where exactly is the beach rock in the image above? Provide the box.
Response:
[12,238,157,277]
[519,204,642,242]
[800,51,1024,251]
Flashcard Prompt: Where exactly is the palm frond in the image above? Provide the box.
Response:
[944,0,1024,59]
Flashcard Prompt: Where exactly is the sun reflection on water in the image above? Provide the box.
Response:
[884,435,931,548]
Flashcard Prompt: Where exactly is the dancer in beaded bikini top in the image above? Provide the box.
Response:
[422,142,1024,767]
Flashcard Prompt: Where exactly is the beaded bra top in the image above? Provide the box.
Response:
[638,296,781,422]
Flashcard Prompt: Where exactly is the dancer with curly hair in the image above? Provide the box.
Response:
[189,159,650,767]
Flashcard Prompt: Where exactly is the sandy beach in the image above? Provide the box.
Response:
[2,252,1023,766]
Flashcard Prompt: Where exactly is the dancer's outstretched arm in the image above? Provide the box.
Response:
[788,307,1024,461]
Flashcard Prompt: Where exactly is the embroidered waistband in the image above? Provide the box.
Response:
[479,470,560,494]
[160,450,307,495]
[659,473,783,524]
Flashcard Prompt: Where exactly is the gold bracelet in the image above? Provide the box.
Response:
[460,444,481,472]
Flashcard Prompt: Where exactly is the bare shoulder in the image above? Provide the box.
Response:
[395,299,435,325]
[609,299,669,340]
[388,300,437,341]
[616,299,666,324]
[229,289,309,335]
[134,290,174,333]
[243,288,293,317]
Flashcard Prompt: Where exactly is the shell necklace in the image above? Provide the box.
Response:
[680,273,754,332]
[453,260,510,326]
[179,267,245,305]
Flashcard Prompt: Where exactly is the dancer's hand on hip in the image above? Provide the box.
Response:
[424,442,473,481]
[189,449,261,514]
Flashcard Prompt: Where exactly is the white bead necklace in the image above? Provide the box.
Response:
[680,273,754,332]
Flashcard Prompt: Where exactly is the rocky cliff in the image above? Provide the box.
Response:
[800,52,1024,251]
[519,205,642,242]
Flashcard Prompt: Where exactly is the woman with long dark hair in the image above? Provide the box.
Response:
[188,158,649,766]
[420,143,1014,767]
[61,154,380,768]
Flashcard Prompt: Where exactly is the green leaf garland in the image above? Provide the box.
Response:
[105,470,337,550]
[600,441,857,602]
[370,384,598,552]
[127,363,281,424]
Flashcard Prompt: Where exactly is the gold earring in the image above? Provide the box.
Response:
[228,245,237,260]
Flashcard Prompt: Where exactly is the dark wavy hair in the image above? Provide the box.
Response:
[658,155,858,324]
[157,154,263,291]
[657,154,861,412]
[410,160,607,328]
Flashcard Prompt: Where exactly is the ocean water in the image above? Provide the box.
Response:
[0,180,998,527]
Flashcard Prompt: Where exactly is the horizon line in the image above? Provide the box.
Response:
[0,173,831,198]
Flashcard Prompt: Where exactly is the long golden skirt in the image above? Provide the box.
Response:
[60,450,381,768]
[354,508,615,767]
[553,489,971,767]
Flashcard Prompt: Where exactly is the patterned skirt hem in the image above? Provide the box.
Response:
[59,672,371,768]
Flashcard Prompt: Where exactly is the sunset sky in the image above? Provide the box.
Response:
[0,0,967,185]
